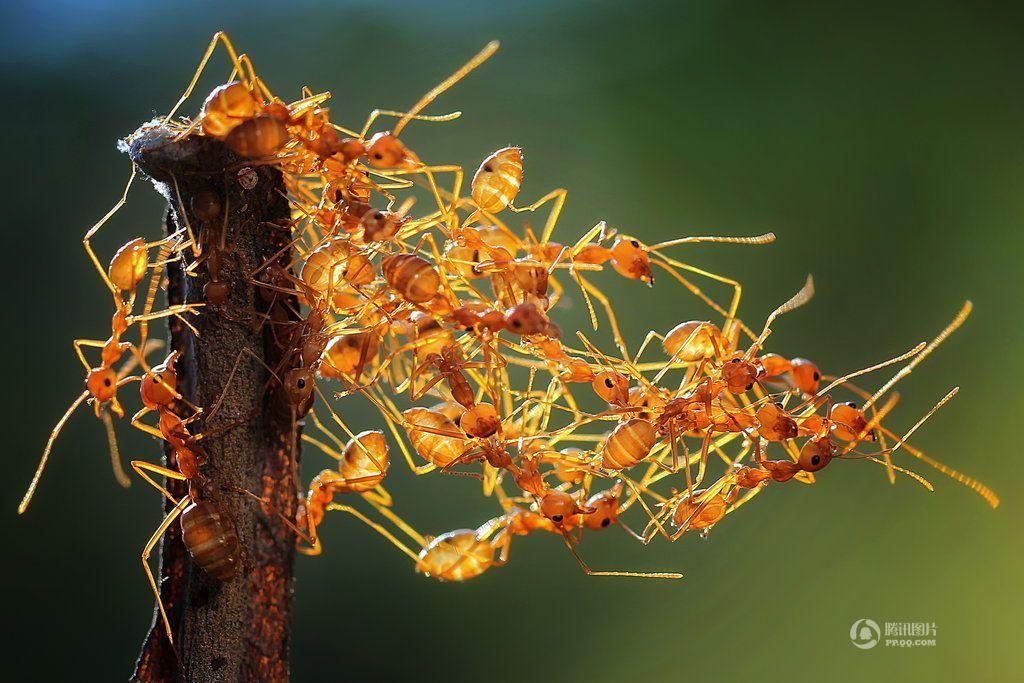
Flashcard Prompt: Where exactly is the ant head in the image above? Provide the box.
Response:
[756,402,798,440]
[191,187,223,223]
[108,238,149,292]
[204,280,232,304]
[284,368,315,406]
[460,402,501,439]
[504,301,547,336]
[86,367,118,403]
[720,356,762,394]
[798,435,837,472]
[540,490,579,525]
[360,207,408,242]
[339,137,367,163]
[733,465,771,488]
[140,353,179,409]
[582,484,623,530]
[264,100,291,123]
[445,244,486,280]
[789,357,821,394]
[830,402,876,442]
[592,370,630,406]
[759,353,792,378]
[560,358,595,383]
[629,385,667,420]
[365,132,409,168]
[610,236,653,285]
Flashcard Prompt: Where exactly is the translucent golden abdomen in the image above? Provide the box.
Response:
[416,530,494,581]
[472,147,523,213]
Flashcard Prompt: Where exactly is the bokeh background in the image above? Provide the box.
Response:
[2,1,1021,680]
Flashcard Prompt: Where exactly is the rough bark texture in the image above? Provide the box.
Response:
[126,123,300,682]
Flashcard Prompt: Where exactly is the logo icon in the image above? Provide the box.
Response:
[850,618,881,649]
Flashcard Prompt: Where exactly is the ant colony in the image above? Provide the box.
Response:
[19,33,998,648]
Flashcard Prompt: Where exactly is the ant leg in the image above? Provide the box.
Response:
[100,407,132,489]
[326,503,422,564]
[650,256,759,343]
[651,249,749,339]
[374,404,437,476]
[117,340,165,379]
[311,387,388,474]
[126,303,205,326]
[84,167,136,295]
[559,531,682,579]
[163,31,250,123]
[363,485,393,508]
[130,407,166,441]
[366,499,426,546]
[408,369,447,403]
[510,188,568,245]
[693,431,713,490]
[632,330,666,367]
[579,277,629,358]
[18,390,90,513]
[225,485,314,545]
[142,496,191,645]
[391,41,499,136]
[132,460,188,503]
[301,434,342,460]
[619,478,672,544]
[204,347,283,424]
[137,242,175,355]
[73,339,106,373]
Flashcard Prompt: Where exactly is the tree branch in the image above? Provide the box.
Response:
[126,123,301,682]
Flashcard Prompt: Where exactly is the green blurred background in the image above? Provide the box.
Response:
[2,1,1020,680]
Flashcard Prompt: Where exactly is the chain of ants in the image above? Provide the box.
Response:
[18,33,1000,647]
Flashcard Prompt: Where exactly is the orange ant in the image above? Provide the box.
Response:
[19,234,199,513]
[408,343,487,408]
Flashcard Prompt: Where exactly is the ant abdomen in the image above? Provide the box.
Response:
[180,499,241,581]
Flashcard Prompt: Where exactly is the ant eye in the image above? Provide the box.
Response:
[483,164,493,172]
[104,378,112,387]
[630,240,640,248]
[551,514,563,523]
[846,401,857,408]
[811,455,820,466]
[730,358,740,364]
[775,402,783,408]
[600,517,611,527]
[373,153,383,160]
[373,211,384,220]
[746,383,754,391]
[296,378,306,389]
[511,319,521,328]
[604,378,614,388]
[813,372,821,380]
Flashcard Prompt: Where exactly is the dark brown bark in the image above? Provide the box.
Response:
[126,123,301,682]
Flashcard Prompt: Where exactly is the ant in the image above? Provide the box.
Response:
[19,234,199,513]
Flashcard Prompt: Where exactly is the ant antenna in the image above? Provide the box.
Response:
[393,41,500,136]
[745,274,815,360]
